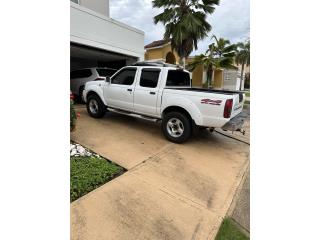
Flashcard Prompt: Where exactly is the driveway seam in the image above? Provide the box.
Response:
[128,143,174,170]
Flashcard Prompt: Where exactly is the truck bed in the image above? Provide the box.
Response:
[165,87,245,95]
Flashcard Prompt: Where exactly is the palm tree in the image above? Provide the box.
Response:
[152,0,220,68]
[188,35,237,88]
[235,40,250,90]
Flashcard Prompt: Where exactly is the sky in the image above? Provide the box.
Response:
[110,0,250,55]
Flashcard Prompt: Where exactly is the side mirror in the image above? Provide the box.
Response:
[105,76,111,83]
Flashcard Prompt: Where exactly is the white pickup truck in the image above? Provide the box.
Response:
[83,61,246,143]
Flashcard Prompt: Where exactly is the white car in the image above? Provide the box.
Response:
[70,67,117,100]
[83,61,246,143]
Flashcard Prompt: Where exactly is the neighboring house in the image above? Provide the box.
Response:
[145,40,242,90]
[70,0,145,71]
[235,63,250,90]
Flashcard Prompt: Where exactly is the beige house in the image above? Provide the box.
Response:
[144,40,242,90]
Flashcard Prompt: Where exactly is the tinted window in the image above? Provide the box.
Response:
[166,70,191,87]
[97,68,117,77]
[140,69,160,88]
[111,68,136,85]
[70,69,92,79]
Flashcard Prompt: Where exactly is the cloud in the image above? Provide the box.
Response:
[110,0,164,45]
[110,0,249,55]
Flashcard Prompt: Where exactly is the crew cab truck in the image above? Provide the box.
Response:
[83,61,246,143]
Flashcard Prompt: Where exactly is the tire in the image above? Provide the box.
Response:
[162,111,192,143]
[86,94,106,118]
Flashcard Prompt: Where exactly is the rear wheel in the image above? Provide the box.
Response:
[86,94,106,118]
[162,112,191,143]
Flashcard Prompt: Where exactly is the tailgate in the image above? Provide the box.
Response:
[231,93,245,118]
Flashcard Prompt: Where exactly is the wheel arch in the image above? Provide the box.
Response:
[85,87,106,105]
[161,101,203,126]
[162,106,192,122]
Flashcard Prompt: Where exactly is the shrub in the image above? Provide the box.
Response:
[70,156,123,202]
[70,95,77,131]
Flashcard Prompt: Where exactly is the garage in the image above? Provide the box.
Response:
[70,1,144,99]
[70,43,138,71]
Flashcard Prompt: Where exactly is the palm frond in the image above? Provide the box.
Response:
[152,0,219,62]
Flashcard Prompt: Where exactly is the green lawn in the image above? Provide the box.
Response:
[71,156,124,202]
[215,218,249,240]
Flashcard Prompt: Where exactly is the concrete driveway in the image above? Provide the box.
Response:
[71,105,249,240]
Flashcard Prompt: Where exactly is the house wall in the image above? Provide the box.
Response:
[145,44,205,87]
[191,65,204,87]
[223,69,239,90]
[186,58,203,87]
[145,44,179,64]
[80,0,109,17]
[145,48,164,61]
[70,2,145,60]
[213,70,223,89]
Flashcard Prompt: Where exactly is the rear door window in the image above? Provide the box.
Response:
[139,69,160,88]
[166,70,191,87]
[111,68,137,85]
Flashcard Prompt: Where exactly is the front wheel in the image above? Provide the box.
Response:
[86,94,106,118]
[162,112,191,143]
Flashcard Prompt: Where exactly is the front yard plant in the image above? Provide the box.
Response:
[70,145,124,202]
[215,217,249,240]
[70,93,77,132]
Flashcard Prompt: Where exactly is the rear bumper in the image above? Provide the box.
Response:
[221,111,248,131]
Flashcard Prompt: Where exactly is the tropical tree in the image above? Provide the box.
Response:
[235,40,250,90]
[188,35,237,88]
[152,0,220,68]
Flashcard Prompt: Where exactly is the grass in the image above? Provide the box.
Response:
[244,100,250,105]
[215,218,249,240]
[245,92,250,97]
[71,156,124,202]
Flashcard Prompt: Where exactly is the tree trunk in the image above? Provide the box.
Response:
[182,57,186,69]
[207,66,213,89]
[239,63,245,90]
[179,57,183,67]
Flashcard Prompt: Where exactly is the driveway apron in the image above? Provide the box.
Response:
[71,105,249,240]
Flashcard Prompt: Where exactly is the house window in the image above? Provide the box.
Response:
[224,72,231,81]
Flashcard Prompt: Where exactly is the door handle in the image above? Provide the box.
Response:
[127,89,132,92]
[150,91,156,95]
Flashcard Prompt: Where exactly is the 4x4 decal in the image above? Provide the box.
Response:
[201,99,222,105]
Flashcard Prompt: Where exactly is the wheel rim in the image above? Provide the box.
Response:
[89,99,99,114]
[167,118,184,138]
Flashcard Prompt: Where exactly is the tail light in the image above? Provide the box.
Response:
[224,99,233,118]
[239,93,243,103]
